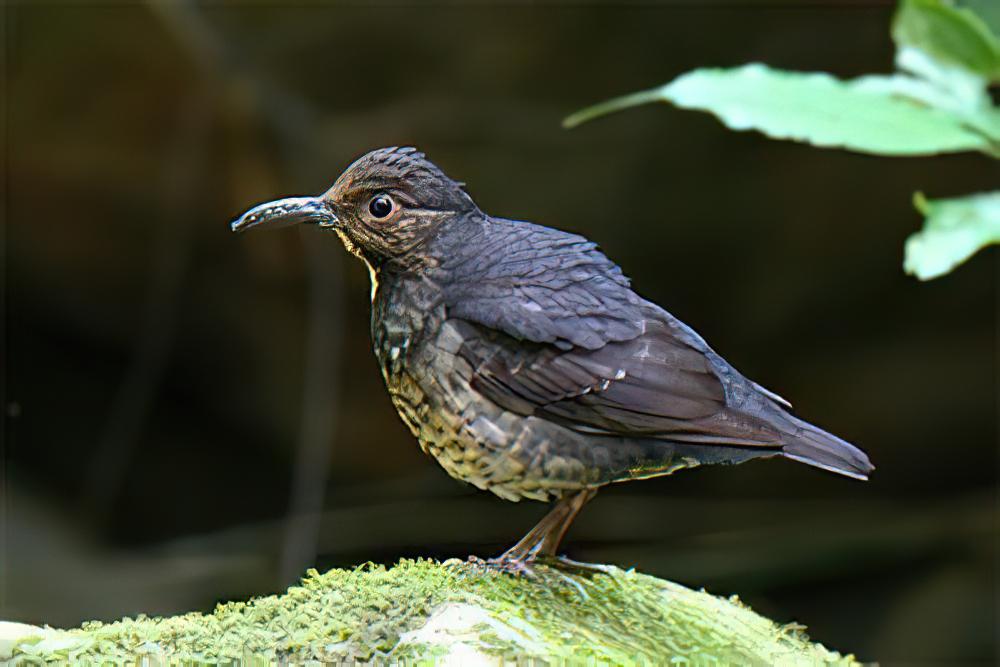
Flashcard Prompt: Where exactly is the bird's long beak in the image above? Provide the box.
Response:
[230,196,338,233]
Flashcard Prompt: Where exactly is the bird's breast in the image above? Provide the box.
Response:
[369,293,608,502]
[371,276,443,377]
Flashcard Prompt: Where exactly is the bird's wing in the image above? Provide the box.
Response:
[441,220,784,447]
[442,220,646,351]
[452,317,783,447]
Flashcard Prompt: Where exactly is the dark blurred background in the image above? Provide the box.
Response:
[2,0,997,663]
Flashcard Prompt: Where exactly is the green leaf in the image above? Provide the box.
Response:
[958,1,1000,37]
[564,64,994,156]
[904,191,1000,279]
[892,46,990,115]
[892,0,1000,81]
[866,48,1000,148]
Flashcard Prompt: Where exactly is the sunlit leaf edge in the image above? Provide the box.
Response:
[565,64,992,156]
[904,190,1000,279]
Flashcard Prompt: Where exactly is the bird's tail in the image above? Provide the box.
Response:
[779,414,874,481]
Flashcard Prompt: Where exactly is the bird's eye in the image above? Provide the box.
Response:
[368,195,394,219]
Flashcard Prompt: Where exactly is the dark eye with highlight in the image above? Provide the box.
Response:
[368,195,394,219]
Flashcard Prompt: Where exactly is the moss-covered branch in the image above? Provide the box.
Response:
[1,559,859,664]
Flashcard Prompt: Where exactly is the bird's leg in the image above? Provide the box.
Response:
[475,489,599,576]
[533,488,614,575]
[536,488,596,558]
[477,498,574,575]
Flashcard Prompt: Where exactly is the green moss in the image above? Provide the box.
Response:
[3,559,859,664]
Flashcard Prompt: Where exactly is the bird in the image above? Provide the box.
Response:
[232,146,873,573]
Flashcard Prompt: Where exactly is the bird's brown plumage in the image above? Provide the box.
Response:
[232,146,874,569]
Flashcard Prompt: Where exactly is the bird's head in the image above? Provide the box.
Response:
[231,147,476,269]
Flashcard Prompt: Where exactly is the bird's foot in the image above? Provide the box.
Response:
[466,553,538,578]
[467,553,615,579]
[537,555,617,576]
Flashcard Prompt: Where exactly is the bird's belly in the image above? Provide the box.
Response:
[378,322,611,502]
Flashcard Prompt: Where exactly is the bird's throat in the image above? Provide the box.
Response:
[333,227,381,302]
[364,259,380,303]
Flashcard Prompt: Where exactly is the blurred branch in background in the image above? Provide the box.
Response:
[281,228,342,585]
[1,0,9,616]
[86,0,344,587]
[86,90,210,525]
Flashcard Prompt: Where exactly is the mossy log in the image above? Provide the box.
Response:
[1,559,859,664]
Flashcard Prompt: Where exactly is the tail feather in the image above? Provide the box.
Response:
[779,414,874,481]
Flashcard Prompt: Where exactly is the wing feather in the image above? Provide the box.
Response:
[440,218,783,449]
[452,317,783,447]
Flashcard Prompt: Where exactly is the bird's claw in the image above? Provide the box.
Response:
[466,553,538,578]
[467,552,615,579]
[538,555,617,576]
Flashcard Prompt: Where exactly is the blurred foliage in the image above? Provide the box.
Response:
[1,560,856,665]
[893,0,1000,79]
[566,0,1000,281]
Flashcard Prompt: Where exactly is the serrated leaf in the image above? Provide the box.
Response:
[565,64,994,156]
[893,0,1000,81]
[904,191,1000,279]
